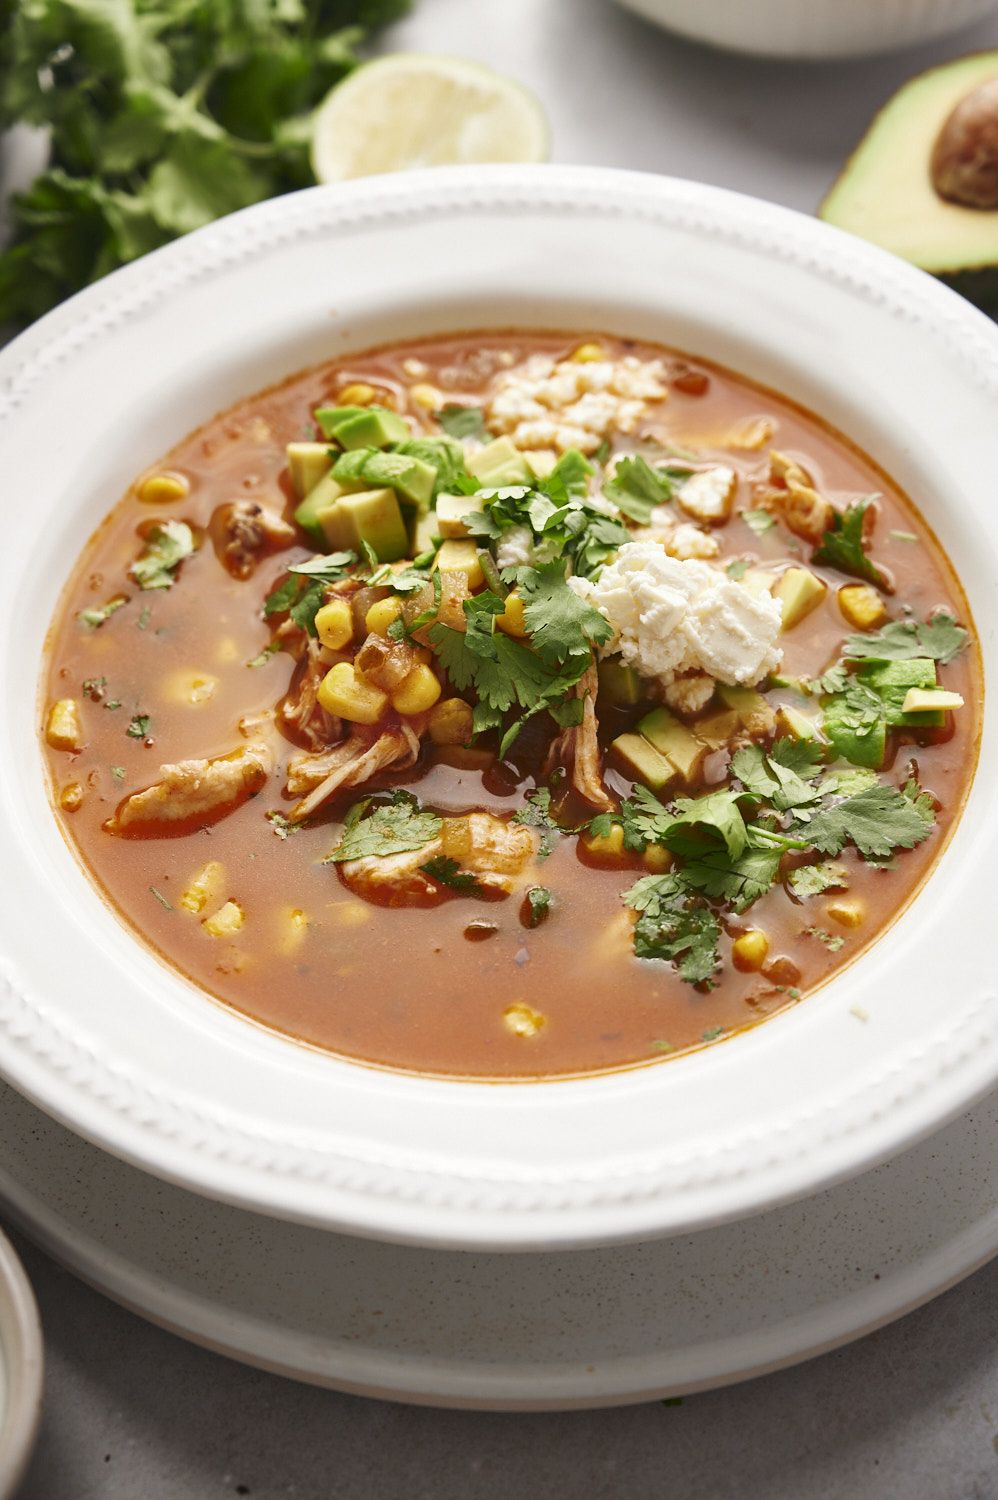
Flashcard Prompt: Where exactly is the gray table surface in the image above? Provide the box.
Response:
[8,0,998,1495]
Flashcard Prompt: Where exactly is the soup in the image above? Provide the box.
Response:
[41,333,977,1078]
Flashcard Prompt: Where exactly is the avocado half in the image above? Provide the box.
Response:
[820,51,998,315]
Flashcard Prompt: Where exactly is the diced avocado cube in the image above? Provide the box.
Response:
[435,493,482,539]
[412,511,441,556]
[287,442,333,499]
[823,695,886,769]
[396,437,466,495]
[777,704,826,743]
[361,450,436,510]
[638,706,705,783]
[901,688,964,714]
[772,566,828,630]
[695,708,740,750]
[331,448,376,491]
[295,471,346,546]
[467,436,533,486]
[314,405,366,440]
[318,488,409,562]
[857,658,942,727]
[611,733,677,793]
[333,407,410,451]
[597,659,645,707]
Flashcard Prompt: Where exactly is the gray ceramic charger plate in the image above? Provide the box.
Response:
[0,1219,42,1497]
[0,1076,996,1411]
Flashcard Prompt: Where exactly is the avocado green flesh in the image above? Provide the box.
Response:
[820,51,998,276]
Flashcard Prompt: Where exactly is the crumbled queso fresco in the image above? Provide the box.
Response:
[568,542,783,688]
[486,352,667,454]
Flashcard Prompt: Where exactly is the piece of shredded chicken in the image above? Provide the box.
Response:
[210,500,295,580]
[340,813,536,908]
[287,723,422,822]
[106,743,273,837]
[757,451,835,546]
[544,664,612,810]
[280,636,341,750]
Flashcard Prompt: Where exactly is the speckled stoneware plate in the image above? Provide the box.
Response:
[0,1222,43,1497]
[1,1077,998,1409]
[1,165,997,1251]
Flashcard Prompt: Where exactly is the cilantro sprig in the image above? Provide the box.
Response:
[323,791,442,865]
[813,500,890,590]
[843,611,968,665]
[129,520,194,591]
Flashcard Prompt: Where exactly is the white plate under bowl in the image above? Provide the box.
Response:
[2,1076,998,1410]
[0,166,996,1253]
[0,1220,42,1497]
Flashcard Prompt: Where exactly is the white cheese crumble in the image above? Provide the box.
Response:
[568,542,782,688]
[638,510,720,561]
[487,353,667,455]
[677,466,737,524]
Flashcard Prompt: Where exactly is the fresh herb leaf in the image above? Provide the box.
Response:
[602,455,674,524]
[421,856,481,892]
[901,776,936,823]
[519,560,613,664]
[586,812,615,840]
[437,405,486,441]
[787,861,849,898]
[289,580,326,637]
[843,611,968,666]
[525,886,553,928]
[512,789,560,858]
[82,677,107,702]
[742,509,776,537]
[288,551,357,582]
[110,765,125,781]
[126,713,150,739]
[731,738,824,813]
[812,500,889,589]
[619,784,674,852]
[679,843,783,913]
[820,767,878,797]
[323,791,442,864]
[665,789,748,862]
[803,925,845,952]
[265,810,303,840]
[726,558,750,581]
[794,784,935,861]
[79,595,128,629]
[247,639,281,668]
[623,875,721,985]
[149,885,173,911]
[137,605,151,630]
[129,520,194,590]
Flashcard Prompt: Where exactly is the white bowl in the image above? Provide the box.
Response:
[1,165,997,1253]
[0,1229,42,1498]
[615,0,998,59]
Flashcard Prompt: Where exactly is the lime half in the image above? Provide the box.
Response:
[310,53,550,184]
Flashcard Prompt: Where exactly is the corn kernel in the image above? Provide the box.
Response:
[571,342,605,363]
[581,823,626,864]
[434,539,484,590]
[138,471,189,505]
[337,382,377,406]
[391,663,442,716]
[202,899,244,937]
[46,698,84,752]
[496,590,528,638]
[826,898,865,929]
[364,596,403,638]
[163,669,217,706]
[503,1002,546,1037]
[180,861,226,915]
[428,697,473,746]
[331,901,372,927]
[318,662,389,724]
[643,844,673,873]
[315,598,354,651]
[277,906,309,953]
[732,929,770,971]
[409,382,441,409]
[60,782,84,813]
[838,584,888,631]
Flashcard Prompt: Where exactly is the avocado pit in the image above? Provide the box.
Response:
[931,75,998,210]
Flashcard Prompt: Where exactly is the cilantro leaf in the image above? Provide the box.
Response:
[263,573,327,636]
[665,789,748,861]
[288,551,357,582]
[79,595,128,630]
[787,861,850,898]
[678,844,783,913]
[324,792,442,864]
[731,738,824,813]
[525,886,553,928]
[795,784,934,861]
[513,789,560,858]
[843,611,968,665]
[619,785,674,851]
[542,449,593,505]
[812,500,889,589]
[421,856,481,892]
[742,509,776,537]
[437,405,486,441]
[519,560,613,664]
[901,776,936,823]
[602,455,674,524]
[623,875,721,985]
[126,713,150,739]
[129,520,194,590]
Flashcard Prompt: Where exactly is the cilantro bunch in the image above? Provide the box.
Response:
[0,0,410,324]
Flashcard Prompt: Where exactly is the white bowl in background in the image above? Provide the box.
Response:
[0,1228,42,1498]
[615,0,998,59]
[0,165,997,1253]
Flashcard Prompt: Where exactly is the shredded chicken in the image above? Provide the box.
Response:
[287,723,422,822]
[210,500,295,580]
[340,813,536,907]
[106,743,272,837]
[280,637,341,751]
[544,665,612,810]
[758,451,835,546]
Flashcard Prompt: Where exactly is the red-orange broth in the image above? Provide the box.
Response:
[41,333,978,1077]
